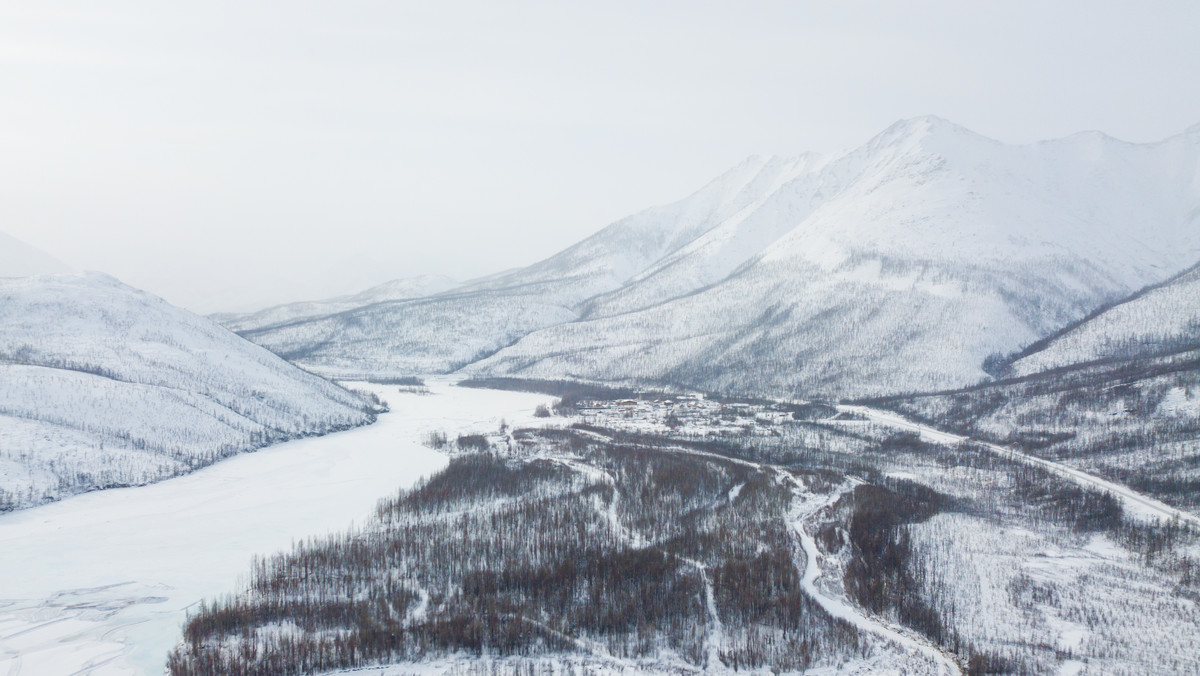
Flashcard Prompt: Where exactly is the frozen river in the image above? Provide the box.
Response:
[0,379,554,675]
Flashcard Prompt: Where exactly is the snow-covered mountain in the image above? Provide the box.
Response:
[0,271,376,510]
[225,156,821,378]
[1009,261,1200,377]
[213,274,460,332]
[0,232,71,277]
[232,117,1200,398]
[470,118,1200,397]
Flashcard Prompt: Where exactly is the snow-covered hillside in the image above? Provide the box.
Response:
[1010,261,1200,376]
[0,272,376,510]
[470,118,1200,397]
[225,155,828,378]
[232,117,1200,397]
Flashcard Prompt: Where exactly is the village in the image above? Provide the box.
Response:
[572,391,804,437]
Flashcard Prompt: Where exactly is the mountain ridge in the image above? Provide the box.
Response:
[213,274,460,333]
[225,117,1200,397]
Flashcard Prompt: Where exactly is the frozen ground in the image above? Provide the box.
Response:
[0,379,555,676]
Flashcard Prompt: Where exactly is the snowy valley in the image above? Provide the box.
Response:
[3,115,1200,676]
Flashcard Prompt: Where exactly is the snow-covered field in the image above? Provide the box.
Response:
[0,380,554,676]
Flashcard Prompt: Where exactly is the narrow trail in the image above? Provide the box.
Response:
[779,473,963,676]
[678,557,726,671]
[569,428,767,472]
[840,405,1200,528]
[2,650,18,676]
[555,452,727,670]
[504,615,636,671]
[552,443,730,670]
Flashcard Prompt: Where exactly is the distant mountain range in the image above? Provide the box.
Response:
[225,117,1200,398]
[212,274,460,332]
[0,243,377,510]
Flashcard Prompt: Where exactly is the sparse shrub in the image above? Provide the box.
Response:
[368,376,426,386]
[456,434,489,451]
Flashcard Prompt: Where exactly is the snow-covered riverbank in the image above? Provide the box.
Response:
[0,379,555,675]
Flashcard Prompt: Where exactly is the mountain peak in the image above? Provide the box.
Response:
[878,115,973,140]
[855,115,993,161]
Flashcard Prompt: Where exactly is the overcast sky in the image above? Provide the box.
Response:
[3,1,1199,312]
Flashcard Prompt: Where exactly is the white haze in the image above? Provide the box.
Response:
[2,1,1199,311]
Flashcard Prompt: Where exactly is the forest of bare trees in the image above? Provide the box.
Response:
[169,376,1200,675]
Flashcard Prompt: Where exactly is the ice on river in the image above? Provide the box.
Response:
[0,379,554,675]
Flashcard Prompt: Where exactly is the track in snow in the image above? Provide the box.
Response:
[780,474,963,676]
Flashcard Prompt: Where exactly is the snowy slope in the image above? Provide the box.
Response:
[493,153,824,305]
[581,153,830,318]
[228,156,826,377]
[1010,261,1200,376]
[466,258,1093,398]
[235,287,581,379]
[213,274,460,332]
[0,232,71,277]
[0,272,375,510]
[470,118,1200,398]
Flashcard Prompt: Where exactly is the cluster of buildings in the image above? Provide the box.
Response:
[573,393,795,437]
